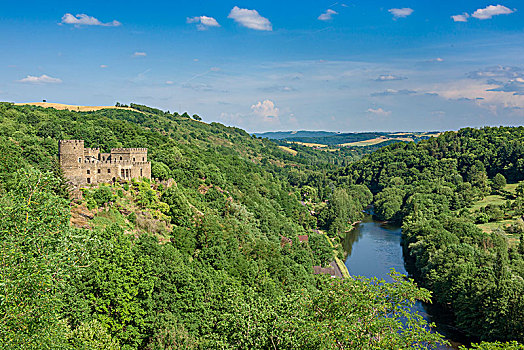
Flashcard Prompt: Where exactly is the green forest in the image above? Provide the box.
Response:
[0,102,523,349]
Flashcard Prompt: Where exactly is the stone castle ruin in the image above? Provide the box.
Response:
[59,140,151,187]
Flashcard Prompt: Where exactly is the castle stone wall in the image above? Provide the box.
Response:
[59,140,151,187]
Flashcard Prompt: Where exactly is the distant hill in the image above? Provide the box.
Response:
[255,130,441,147]
[254,130,339,140]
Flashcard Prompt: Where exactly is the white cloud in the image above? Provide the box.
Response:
[61,13,121,27]
[318,9,338,21]
[228,6,272,31]
[251,100,280,122]
[452,13,470,22]
[375,74,407,81]
[18,74,62,84]
[165,81,174,85]
[431,79,524,112]
[367,107,391,116]
[472,5,514,20]
[133,52,147,57]
[100,64,108,68]
[187,16,220,30]
[388,8,414,19]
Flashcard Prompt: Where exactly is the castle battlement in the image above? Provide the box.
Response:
[111,148,148,152]
[59,140,151,187]
[60,140,84,143]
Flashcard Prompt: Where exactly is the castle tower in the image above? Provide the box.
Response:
[59,140,85,185]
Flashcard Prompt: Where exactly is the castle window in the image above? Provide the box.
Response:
[120,156,122,161]
[87,169,90,175]
[133,157,136,162]
[142,157,145,161]
[87,178,91,184]
[78,157,82,163]
[108,169,111,174]
[121,169,125,178]
[140,168,143,177]
[97,169,101,174]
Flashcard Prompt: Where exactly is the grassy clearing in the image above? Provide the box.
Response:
[476,219,513,233]
[506,183,518,195]
[470,194,507,211]
[290,141,328,148]
[471,184,523,241]
[278,145,298,156]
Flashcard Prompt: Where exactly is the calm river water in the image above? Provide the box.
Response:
[343,214,468,350]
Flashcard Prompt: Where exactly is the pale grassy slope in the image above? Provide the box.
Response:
[14,102,140,113]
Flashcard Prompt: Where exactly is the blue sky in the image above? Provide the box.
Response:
[1,1,524,132]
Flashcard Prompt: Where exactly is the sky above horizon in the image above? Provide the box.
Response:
[1,1,524,132]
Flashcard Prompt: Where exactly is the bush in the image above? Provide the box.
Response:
[492,173,507,191]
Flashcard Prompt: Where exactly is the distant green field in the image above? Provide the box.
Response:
[471,183,522,240]
[506,183,518,194]
[470,194,507,211]
[476,220,513,233]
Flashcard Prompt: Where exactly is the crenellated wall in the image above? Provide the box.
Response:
[59,140,151,187]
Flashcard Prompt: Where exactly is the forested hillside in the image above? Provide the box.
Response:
[333,127,524,343]
[0,102,449,349]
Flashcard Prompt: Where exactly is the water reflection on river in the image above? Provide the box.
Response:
[343,215,465,350]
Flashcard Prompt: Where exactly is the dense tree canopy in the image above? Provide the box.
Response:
[1,103,521,348]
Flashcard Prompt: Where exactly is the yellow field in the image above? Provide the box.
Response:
[290,141,328,148]
[339,136,414,147]
[422,132,443,137]
[389,132,412,136]
[15,102,140,113]
[278,146,298,156]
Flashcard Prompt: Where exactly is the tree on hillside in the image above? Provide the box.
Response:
[492,173,507,191]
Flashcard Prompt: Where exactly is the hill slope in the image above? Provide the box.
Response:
[0,102,446,349]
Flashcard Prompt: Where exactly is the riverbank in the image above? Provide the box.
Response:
[344,215,466,349]
[312,228,351,279]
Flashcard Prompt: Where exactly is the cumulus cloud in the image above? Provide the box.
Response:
[367,107,391,116]
[18,74,62,84]
[251,100,280,122]
[61,13,121,27]
[452,13,470,22]
[472,5,514,20]
[388,8,414,19]
[431,78,524,113]
[375,74,407,81]
[187,16,220,30]
[452,5,514,22]
[100,64,108,68]
[318,9,338,21]
[133,52,147,57]
[228,6,272,31]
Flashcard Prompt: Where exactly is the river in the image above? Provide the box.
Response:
[343,214,469,350]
